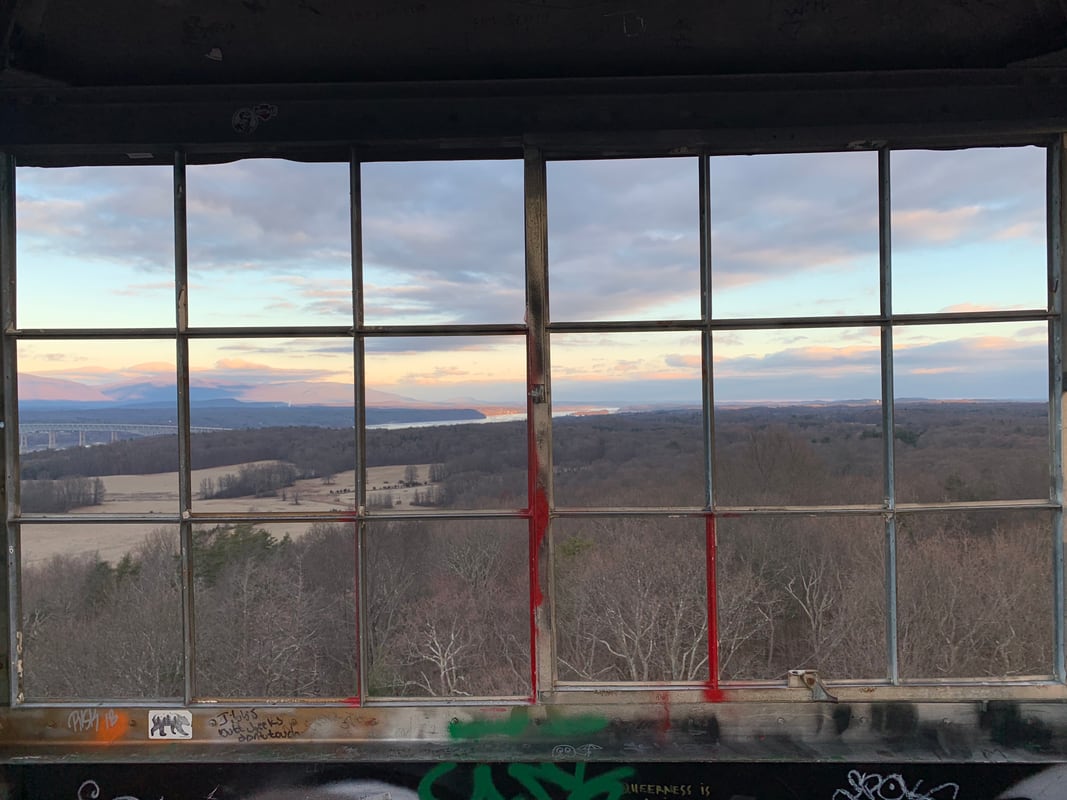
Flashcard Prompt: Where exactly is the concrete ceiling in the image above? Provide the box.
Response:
[4,0,1067,88]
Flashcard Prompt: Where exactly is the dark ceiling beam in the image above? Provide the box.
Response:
[4,69,1067,166]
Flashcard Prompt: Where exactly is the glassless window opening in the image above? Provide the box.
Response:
[2,144,1061,705]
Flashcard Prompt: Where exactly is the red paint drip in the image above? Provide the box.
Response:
[704,514,721,703]
[702,686,726,703]
[526,342,549,701]
[529,485,549,608]
[343,696,361,707]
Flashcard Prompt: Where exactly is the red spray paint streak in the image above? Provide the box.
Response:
[528,481,548,703]
[703,514,724,702]
[526,347,548,703]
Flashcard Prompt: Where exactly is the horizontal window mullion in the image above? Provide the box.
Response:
[12,328,179,339]
[360,324,528,336]
[548,319,704,333]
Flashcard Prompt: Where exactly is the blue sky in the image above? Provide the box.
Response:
[12,147,1051,407]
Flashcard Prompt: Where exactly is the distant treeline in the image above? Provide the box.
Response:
[18,401,1051,511]
[198,463,300,500]
[22,476,105,513]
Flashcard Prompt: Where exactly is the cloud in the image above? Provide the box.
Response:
[714,343,881,379]
[17,165,174,273]
[665,354,702,369]
[891,147,1045,250]
[892,206,983,243]
[936,302,1025,313]
[16,148,1047,336]
[185,160,351,276]
[110,281,175,297]
[215,357,270,370]
[547,158,701,320]
[364,336,518,354]
[361,160,526,324]
[401,366,473,384]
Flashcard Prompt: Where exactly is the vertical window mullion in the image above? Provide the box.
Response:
[525,145,552,698]
[173,151,195,703]
[351,150,368,705]
[0,153,19,706]
[699,154,720,695]
[879,146,900,685]
[1049,140,1065,683]
[700,155,715,509]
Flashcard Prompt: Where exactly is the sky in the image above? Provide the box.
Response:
[12,146,1051,408]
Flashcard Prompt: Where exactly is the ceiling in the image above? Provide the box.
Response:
[6,1,1067,165]
[4,0,1067,88]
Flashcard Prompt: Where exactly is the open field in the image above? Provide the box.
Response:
[21,462,437,565]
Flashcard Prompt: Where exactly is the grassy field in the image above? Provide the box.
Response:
[21,462,436,565]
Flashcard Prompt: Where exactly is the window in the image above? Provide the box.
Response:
[3,143,1061,712]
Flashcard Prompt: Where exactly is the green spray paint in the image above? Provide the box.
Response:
[448,707,608,740]
[418,762,635,800]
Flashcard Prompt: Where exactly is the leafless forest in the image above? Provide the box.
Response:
[18,402,1056,699]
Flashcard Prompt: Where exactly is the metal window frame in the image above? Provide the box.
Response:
[0,138,1063,761]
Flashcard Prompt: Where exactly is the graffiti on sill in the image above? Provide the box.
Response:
[449,707,608,740]
[77,779,144,800]
[208,708,304,742]
[419,762,634,800]
[833,771,959,800]
[67,708,119,735]
[148,710,192,740]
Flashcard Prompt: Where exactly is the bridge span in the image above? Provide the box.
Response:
[19,423,230,450]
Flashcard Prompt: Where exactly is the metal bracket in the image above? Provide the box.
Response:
[787,669,838,703]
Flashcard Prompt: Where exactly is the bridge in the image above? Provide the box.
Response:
[19,423,230,450]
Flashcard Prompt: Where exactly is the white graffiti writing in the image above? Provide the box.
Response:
[67,709,119,734]
[76,779,144,800]
[833,771,959,800]
[551,743,604,758]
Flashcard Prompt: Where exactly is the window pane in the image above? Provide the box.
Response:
[187,160,352,327]
[710,152,879,319]
[193,522,357,698]
[713,327,882,505]
[893,322,1049,503]
[892,147,1047,314]
[364,336,527,510]
[22,523,182,699]
[555,517,708,682]
[18,339,178,514]
[362,161,524,325]
[189,338,354,513]
[365,519,530,697]
[717,515,885,682]
[16,165,175,329]
[552,332,703,507]
[548,158,700,322]
[898,510,1053,679]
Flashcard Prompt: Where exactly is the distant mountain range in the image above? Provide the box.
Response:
[17,374,491,428]
[19,374,472,408]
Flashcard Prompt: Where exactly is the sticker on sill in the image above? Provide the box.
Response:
[148,709,192,739]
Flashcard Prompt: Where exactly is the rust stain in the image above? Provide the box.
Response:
[657,691,672,742]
